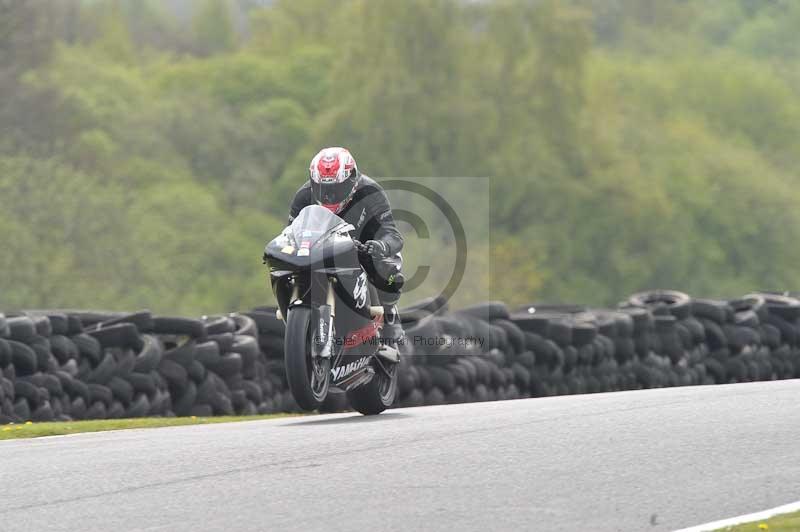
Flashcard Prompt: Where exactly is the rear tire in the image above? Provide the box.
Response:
[285,307,329,411]
[347,358,398,415]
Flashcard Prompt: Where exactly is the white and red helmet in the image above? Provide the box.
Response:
[309,147,360,214]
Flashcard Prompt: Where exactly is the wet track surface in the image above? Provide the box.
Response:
[1,380,799,532]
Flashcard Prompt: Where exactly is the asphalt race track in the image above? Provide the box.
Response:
[1,380,799,532]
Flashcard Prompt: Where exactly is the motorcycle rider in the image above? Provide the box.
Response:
[288,147,405,350]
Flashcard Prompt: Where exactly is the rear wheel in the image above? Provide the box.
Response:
[285,307,330,411]
[347,358,398,415]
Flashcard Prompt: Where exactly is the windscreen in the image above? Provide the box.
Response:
[289,205,347,249]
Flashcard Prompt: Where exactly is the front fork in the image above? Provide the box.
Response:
[314,278,336,359]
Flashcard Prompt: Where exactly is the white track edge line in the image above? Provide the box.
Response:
[674,500,800,532]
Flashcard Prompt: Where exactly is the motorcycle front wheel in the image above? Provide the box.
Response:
[285,306,330,411]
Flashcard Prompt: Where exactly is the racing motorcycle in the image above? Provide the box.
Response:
[263,205,399,415]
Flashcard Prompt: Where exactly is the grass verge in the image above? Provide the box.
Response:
[0,414,300,440]
[714,510,800,531]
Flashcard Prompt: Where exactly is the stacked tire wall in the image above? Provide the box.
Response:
[1,290,799,423]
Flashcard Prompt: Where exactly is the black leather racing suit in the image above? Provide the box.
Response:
[289,175,405,343]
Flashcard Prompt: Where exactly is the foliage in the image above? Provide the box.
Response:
[1,0,799,312]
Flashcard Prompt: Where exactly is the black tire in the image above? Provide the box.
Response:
[31,338,53,373]
[510,313,554,335]
[203,315,235,336]
[563,345,578,371]
[626,290,691,320]
[32,313,67,336]
[231,314,258,338]
[88,353,117,384]
[114,350,136,379]
[700,318,728,350]
[66,310,125,328]
[591,312,619,338]
[195,341,222,366]
[14,380,41,405]
[243,311,285,336]
[762,314,797,346]
[618,307,654,335]
[108,377,134,406]
[40,373,63,397]
[760,324,781,349]
[231,389,247,412]
[89,383,114,408]
[99,311,154,333]
[8,340,37,375]
[516,350,536,369]
[133,335,163,373]
[67,396,86,419]
[284,307,329,411]
[446,362,468,388]
[50,335,78,364]
[128,372,157,396]
[64,376,89,404]
[427,366,456,394]
[571,321,598,346]
[66,315,84,335]
[208,353,243,379]
[405,316,442,356]
[188,360,206,383]
[84,400,105,420]
[347,359,398,415]
[457,301,510,321]
[401,296,449,318]
[423,387,446,405]
[242,380,263,404]
[511,362,531,390]
[416,366,433,392]
[196,375,217,405]
[107,400,126,419]
[0,338,10,368]
[71,334,102,365]
[492,319,525,354]
[33,400,54,422]
[682,317,706,344]
[152,317,207,339]
[548,319,572,347]
[734,310,760,329]
[691,299,731,324]
[164,340,197,369]
[87,323,144,351]
[258,334,285,357]
[159,359,188,389]
[7,317,37,343]
[730,295,767,320]
[126,393,150,417]
[400,388,425,407]
[209,332,236,353]
[747,293,800,321]
[173,382,197,416]
[233,335,260,367]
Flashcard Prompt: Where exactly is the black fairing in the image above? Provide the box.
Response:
[265,205,376,354]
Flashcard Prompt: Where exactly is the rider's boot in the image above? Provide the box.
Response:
[377,305,403,363]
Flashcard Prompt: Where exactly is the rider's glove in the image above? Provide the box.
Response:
[364,239,388,259]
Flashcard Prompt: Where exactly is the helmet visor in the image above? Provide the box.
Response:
[311,176,356,207]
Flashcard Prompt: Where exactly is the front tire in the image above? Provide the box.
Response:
[285,307,330,411]
[347,358,398,415]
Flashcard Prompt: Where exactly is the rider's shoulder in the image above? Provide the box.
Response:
[357,174,387,195]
